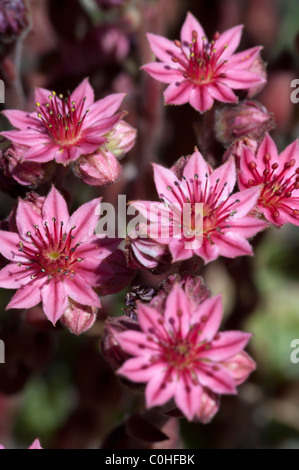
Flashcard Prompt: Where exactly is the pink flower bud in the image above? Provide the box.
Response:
[195,390,220,424]
[126,236,171,272]
[215,101,275,147]
[0,143,50,187]
[221,351,256,386]
[60,299,98,336]
[106,121,137,159]
[0,0,29,43]
[73,149,122,187]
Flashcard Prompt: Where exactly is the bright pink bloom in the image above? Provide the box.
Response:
[142,12,265,113]
[0,186,118,324]
[238,133,299,226]
[1,78,125,165]
[116,286,255,421]
[132,149,266,264]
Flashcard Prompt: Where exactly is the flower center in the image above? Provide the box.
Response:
[18,218,83,279]
[161,173,238,241]
[170,30,228,85]
[36,91,89,148]
[246,154,299,219]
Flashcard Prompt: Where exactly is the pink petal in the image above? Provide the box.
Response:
[16,199,43,239]
[54,146,82,164]
[118,358,164,383]
[180,12,206,45]
[28,439,43,449]
[278,139,299,168]
[189,86,214,113]
[193,295,222,342]
[70,77,94,109]
[42,186,69,225]
[76,236,119,260]
[66,198,102,242]
[208,82,238,103]
[195,239,219,264]
[0,263,32,288]
[35,87,52,105]
[228,216,267,237]
[213,25,244,61]
[141,62,183,84]
[221,351,256,385]
[221,70,266,90]
[164,285,191,337]
[196,363,237,394]
[0,231,20,261]
[63,274,101,308]
[145,371,176,408]
[164,81,191,105]
[174,377,202,421]
[183,148,211,182]
[256,133,279,165]
[209,157,236,202]
[23,143,57,163]
[2,109,39,130]
[152,163,183,205]
[213,232,253,258]
[200,331,252,361]
[117,356,161,383]
[226,186,261,219]
[229,46,263,70]
[85,93,126,122]
[41,278,68,324]
[7,280,43,310]
[146,32,178,62]
[1,130,47,146]
[169,239,194,262]
[83,112,122,137]
[116,330,160,357]
[138,303,168,340]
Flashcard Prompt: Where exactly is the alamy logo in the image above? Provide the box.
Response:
[0,80,4,104]
[0,340,4,364]
[290,339,299,364]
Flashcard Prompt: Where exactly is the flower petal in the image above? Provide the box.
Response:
[145,371,176,408]
[146,32,178,62]
[141,62,183,83]
[66,198,102,242]
[180,12,206,45]
[41,278,68,324]
[63,274,101,308]
[212,232,253,258]
[192,295,222,342]
[196,363,237,394]
[189,86,214,113]
[7,280,43,310]
[0,231,20,261]
[209,157,236,202]
[199,331,252,361]
[164,81,191,105]
[42,186,69,225]
[213,25,244,61]
[71,77,94,109]
[164,285,191,337]
[174,378,202,421]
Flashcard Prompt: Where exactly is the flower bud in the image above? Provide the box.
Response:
[60,299,98,336]
[0,0,29,43]
[73,149,122,187]
[195,389,220,424]
[0,143,49,187]
[222,136,258,169]
[106,121,137,159]
[215,101,275,147]
[126,236,171,272]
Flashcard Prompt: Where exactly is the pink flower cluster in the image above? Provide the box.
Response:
[1,10,299,431]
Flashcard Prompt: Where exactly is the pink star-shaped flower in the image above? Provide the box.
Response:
[142,12,265,112]
[115,286,256,421]
[238,133,299,226]
[0,186,118,324]
[132,149,267,264]
[1,78,125,165]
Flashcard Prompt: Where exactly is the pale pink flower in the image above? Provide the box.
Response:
[132,149,267,264]
[0,186,118,324]
[142,12,265,113]
[238,133,299,226]
[1,78,125,165]
[115,286,255,421]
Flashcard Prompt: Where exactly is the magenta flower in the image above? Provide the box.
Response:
[132,149,266,264]
[238,133,299,226]
[115,286,255,421]
[142,12,265,113]
[0,186,118,324]
[1,78,125,165]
